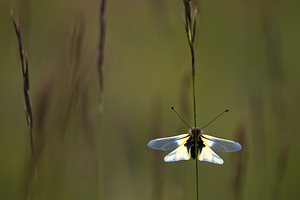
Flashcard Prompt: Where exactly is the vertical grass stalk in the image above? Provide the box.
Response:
[11,9,34,156]
[183,1,198,199]
[97,1,106,199]
[11,9,37,200]
[98,0,106,96]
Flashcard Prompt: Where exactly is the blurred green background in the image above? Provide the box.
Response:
[0,0,299,199]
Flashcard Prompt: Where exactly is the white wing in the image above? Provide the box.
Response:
[201,134,242,153]
[198,144,224,165]
[148,134,189,151]
[164,138,191,162]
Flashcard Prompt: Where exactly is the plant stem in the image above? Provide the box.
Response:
[189,21,198,200]
[97,1,106,199]
[191,44,199,200]
[183,0,199,199]
[11,9,34,156]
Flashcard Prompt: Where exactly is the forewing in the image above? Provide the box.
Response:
[164,139,191,162]
[147,134,189,151]
[201,134,242,153]
[198,144,224,165]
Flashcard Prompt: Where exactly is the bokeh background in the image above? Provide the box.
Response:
[0,0,299,199]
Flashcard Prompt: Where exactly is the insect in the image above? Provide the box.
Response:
[147,108,242,164]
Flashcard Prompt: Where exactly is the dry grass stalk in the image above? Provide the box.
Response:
[97,1,106,199]
[11,9,34,156]
[98,0,106,93]
[68,16,85,111]
[232,119,248,200]
[271,139,289,200]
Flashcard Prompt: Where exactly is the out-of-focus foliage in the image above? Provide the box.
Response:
[0,0,299,199]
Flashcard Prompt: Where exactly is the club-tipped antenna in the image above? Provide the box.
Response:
[200,109,229,130]
[171,106,192,129]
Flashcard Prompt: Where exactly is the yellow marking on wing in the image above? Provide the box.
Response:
[202,137,215,152]
[164,136,191,162]
[199,136,224,164]
[174,136,190,150]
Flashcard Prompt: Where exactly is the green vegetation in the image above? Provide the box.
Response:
[0,0,299,199]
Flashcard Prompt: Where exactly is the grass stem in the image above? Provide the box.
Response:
[11,9,34,156]
[183,1,198,199]
[97,1,106,199]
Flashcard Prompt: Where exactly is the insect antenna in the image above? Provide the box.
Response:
[171,106,192,129]
[201,109,229,130]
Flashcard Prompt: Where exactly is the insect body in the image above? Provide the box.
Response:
[148,128,241,164]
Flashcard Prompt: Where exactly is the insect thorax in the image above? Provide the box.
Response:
[185,128,205,159]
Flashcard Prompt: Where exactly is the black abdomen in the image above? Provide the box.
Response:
[185,133,205,159]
